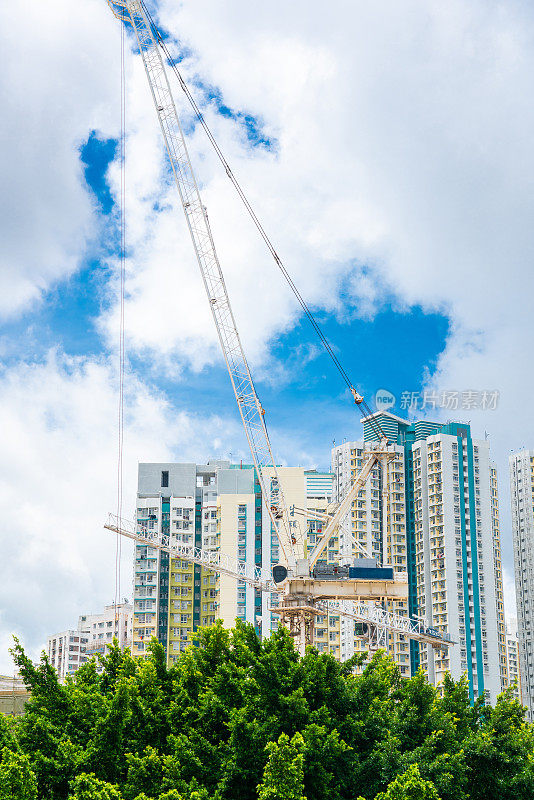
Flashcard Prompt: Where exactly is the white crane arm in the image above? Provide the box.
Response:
[104,513,276,591]
[106,0,294,566]
[290,505,370,559]
[307,451,380,569]
[323,601,454,649]
[106,518,452,648]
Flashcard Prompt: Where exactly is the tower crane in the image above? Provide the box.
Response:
[104,0,454,657]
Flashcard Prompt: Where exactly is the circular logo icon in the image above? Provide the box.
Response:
[375,388,395,412]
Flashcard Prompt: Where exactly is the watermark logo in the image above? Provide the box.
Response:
[373,388,500,412]
[400,389,500,411]
[375,388,396,412]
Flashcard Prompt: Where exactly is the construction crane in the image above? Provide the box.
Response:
[104,512,453,652]
[104,0,454,657]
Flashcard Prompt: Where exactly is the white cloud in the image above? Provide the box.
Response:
[0,352,241,671]
[0,0,121,316]
[101,0,534,402]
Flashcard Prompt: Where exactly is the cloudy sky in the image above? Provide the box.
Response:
[0,0,532,669]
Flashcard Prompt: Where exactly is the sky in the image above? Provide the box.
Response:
[0,0,532,670]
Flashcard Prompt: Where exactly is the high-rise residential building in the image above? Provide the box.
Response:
[46,601,132,681]
[509,449,534,719]
[331,437,411,675]
[332,412,507,704]
[505,627,522,702]
[133,462,335,664]
[133,462,223,661]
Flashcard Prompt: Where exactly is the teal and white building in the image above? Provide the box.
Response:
[332,412,507,703]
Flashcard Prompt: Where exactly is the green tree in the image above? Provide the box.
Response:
[374,764,441,800]
[463,690,534,800]
[0,747,37,800]
[257,733,306,800]
[69,772,124,799]
[7,624,534,800]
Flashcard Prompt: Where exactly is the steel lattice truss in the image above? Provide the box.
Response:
[105,514,275,591]
[323,601,453,648]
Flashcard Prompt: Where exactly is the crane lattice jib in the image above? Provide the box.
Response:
[106,515,454,648]
[105,513,275,591]
[322,601,454,649]
[107,0,295,565]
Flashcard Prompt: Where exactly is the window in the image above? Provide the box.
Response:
[161,470,169,488]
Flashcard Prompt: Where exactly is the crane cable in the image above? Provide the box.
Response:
[114,19,126,626]
[138,2,386,445]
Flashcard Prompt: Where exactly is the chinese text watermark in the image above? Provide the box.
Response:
[374,389,500,412]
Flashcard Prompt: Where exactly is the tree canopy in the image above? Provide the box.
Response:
[4,622,533,800]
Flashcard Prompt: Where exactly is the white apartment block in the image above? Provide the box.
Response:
[47,629,89,681]
[509,449,534,718]
[505,628,521,702]
[46,601,133,681]
[80,602,133,660]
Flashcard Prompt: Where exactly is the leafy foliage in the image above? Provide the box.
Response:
[257,733,306,800]
[374,764,441,800]
[0,746,37,800]
[6,622,534,800]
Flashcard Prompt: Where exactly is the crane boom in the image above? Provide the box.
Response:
[107,0,295,566]
[308,445,395,569]
[105,513,275,591]
[322,601,454,649]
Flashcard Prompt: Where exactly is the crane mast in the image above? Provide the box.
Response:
[107,0,296,567]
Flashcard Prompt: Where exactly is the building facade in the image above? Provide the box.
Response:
[80,603,133,660]
[133,462,335,663]
[331,438,411,674]
[505,628,522,702]
[46,601,132,681]
[332,413,507,703]
[47,629,89,681]
[509,449,534,718]
[0,675,31,716]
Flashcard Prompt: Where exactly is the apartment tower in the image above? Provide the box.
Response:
[132,462,336,664]
[332,412,507,703]
[509,449,534,718]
